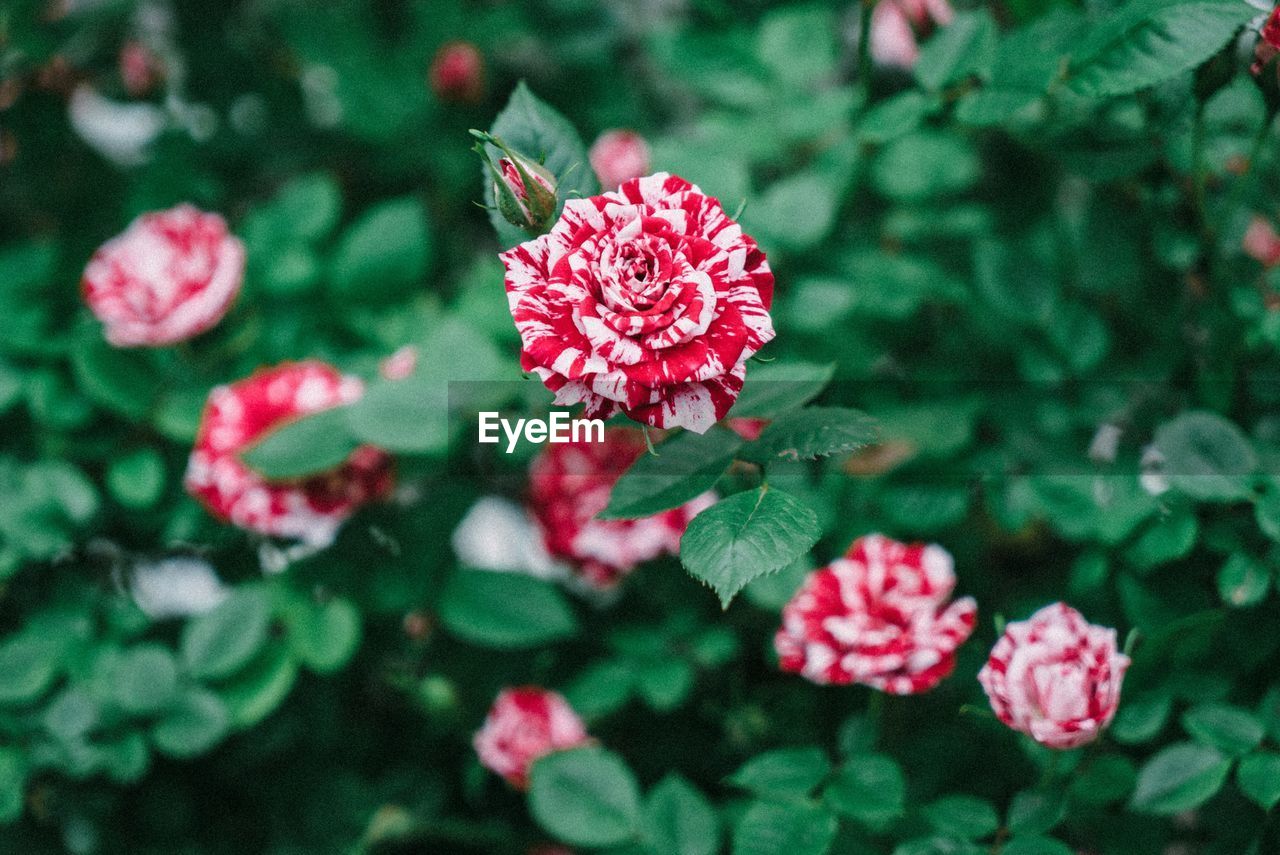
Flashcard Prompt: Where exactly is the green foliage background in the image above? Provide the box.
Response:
[2,0,1280,852]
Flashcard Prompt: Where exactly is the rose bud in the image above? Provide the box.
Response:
[1254,6,1280,75]
[775,534,977,694]
[119,41,162,97]
[473,687,589,789]
[588,129,651,191]
[379,344,418,380]
[978,602,1130,750]
[82,204,245,347]
[529,428,713,590]
[727,417,769,442]
[184,360,393,546]
[870,0,954,69]
[1243,215,1280,267]
[428,40,484,103]
[503,173,775,432]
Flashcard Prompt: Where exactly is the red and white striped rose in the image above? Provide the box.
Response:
[978,602,1129,750]
[82,204,245,347]
[528,428,713,589]
[502,173,775,434]
[184,360,393,546]
[775,534,977,694]
[473,687,589,789]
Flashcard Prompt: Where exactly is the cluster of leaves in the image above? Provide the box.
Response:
[2,0,1280,853]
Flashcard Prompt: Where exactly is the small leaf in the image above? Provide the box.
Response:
[742,407,878,462]
[727,747,832,798]
[914,9,998,91]
[439,570,578,648]
[1130,742,1232,815]
[217,643,299,729]
[680,487,821,607]
[282,596,362,673]
[1237,752,1280,810]
[1006,789,1065,836]
[240,407,362,480]
[0,635,61,705]
[329,197,430,301]
[107,448,166,510]
[0,748,26,824]
[732,799,837,855]
[112,644,179,716]
[528,746,642,848]
[180,586,272,681]
[1216,554,1271,607]
[730,360,836,419]
[823,754,906,827]
[1153,411,1257,502]
[601,428,740,519]
[1181,704,1265,756]
[643,773,720,855]
[1001,839,1073,855]
[921,795,999,840]
[151,688,231,759]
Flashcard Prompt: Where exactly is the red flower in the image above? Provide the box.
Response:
[429,41,485,103]
[473,687,589,789]
[978,602,1129,750]
[1254,6,1280,74]
[82,204,245,347]
[775,534,977,694]
[1243,215,1280,267]
[502,173,775,433]
[870,0,954,69]
[588,130,651,191]
[726,417,769,441]
[184,361,393,546]
[528,428,713,589]
[119,41,162,97]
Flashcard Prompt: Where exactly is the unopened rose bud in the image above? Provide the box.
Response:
[429,41,484,104]
[588,129,650,190]
[119,41,162,97]
[472,132,560,235]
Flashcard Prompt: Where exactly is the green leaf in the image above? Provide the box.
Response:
[281,596,362,673]
[1068,755,1137,805]
[1153,411,1257,502]
[1181,704,1265,756]
[529,746,642,848]
[914,9,998,91]
[0,634,61,705]
[241,406,362,480]
[1216,554,1271,607]
[1111,693,1172,744]
[216,643,299,729]
[1068,0,1256,99]
[756,5,837,90]
[857,91,934,144]
[180,586,273,681]
[727,747,832,798]
[0,747,26,824]
[328,197,431,301]
[730,360,836,419]
[749,172,839,251]
[643,773,720,855]
[272,172,342,243]
[70,332,160,419]
[106,448,166,510]
[151,687,231,759]
[893,839,984,855]
[112,644,180,715]
[1237,752,1280,810]
[439,570,578,648]
[1001,838,1073,855]
[634,658,695,712]
[563,660,635,718]
[680,487,821,607]
[601,428,740,519]
[485,82,600,249]
[872,132,980,202]
[1006,789,1065,836]
[733,799,837,855]
[922,795,999,840]
[1130,742,1232,815]
[742,407,878,462]
[823,754,906,827]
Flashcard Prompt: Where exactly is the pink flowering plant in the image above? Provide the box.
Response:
[2,1,1280,854]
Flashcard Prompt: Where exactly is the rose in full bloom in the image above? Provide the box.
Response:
[528,428,713,589]
[503,173,775,433]
[184,360,393,546]
[870,0,954,69]
[429,40,485,103]
[473,687,589,789]
[978,602,1130,750]
[589,129,651,191]
[82,204,245,347]
[775,534,977,694]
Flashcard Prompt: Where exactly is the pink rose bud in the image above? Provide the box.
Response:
[503,173,775,432]
[473,687,589,790]
[529,428,713,590]
[184,360,393,546]
[429,41,484,103]
[978,602,1130,750]
[82,204,245,347]
[379,345,418,380]
[870,0,954,69]
[727,417,769,441]
[775,534,977,694]
[1243,216,1280,267]
[496,153,558,232]
[588,129,651,191]
[119,41,162,97]
[1254,6,1280,75]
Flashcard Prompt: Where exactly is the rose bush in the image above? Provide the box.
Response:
[2,0,1280,853]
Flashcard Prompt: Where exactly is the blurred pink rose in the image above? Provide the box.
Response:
[474,687,589,789]
[588,130,651,191]
[870,0,954,69]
